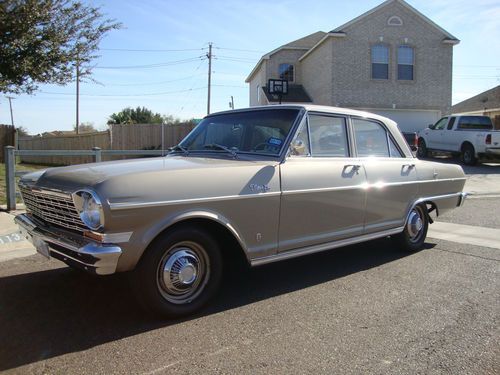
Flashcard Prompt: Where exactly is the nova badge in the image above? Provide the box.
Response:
[249,184,270,193]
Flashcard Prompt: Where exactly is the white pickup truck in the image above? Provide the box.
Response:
[417,115,500,165]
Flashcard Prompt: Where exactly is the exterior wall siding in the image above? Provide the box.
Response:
[265,49,308,84]
[249,63,267,106]
[330,1,452,115]
[301,41,334,106]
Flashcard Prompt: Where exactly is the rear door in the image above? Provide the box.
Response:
[352,118,418,233]
[279,113,366,252]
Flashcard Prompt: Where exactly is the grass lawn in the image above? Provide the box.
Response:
[0,163,51,205]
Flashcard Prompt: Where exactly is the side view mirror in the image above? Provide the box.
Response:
[428,124,435,130]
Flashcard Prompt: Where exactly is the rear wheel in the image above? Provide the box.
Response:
[393,204,429,252]
[130,226,222,318]
[417,138,428,158]
[461,144,477,166]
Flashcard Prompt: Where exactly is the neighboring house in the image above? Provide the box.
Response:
[451,85,500,129]
[245,0,459,133]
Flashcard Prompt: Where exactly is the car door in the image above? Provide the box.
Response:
[440,116,457,151]
[278,113,367,252]
[425,117,448,149]
[352,118,418,233]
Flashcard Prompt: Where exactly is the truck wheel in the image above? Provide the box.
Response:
[130,225,222,318]
[417,139,428,158]
[393,204,429,252]
[461,144,477,166]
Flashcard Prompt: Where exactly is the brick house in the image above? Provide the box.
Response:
[451,85,500,129]
[245,0,459,132]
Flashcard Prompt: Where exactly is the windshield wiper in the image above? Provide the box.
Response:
[168,144,189,155]
[204,143,238,159]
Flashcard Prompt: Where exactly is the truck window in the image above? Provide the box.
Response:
[457,116,493,130]
[434,117,448,130]
[447,117,456,130]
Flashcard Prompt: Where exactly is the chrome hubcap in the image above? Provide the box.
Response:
[157,242,209,304]
[407,208,424,242]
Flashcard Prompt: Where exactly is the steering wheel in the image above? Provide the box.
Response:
[252,143,280,152]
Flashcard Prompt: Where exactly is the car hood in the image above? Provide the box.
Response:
[22,156,281,206]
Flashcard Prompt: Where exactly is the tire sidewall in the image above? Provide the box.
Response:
[417,139,427,158]
[131,226,223,317]
[461,144,476,166]
[396,204,429,252]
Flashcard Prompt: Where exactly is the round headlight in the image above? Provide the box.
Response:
[73,190,104,230]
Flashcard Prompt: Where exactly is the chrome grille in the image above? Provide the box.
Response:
[19,185,87,232]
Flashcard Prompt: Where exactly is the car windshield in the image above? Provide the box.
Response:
[178,109,300,156]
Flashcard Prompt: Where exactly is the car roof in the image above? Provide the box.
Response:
[208,104,397,127]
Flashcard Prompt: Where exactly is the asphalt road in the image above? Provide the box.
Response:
[0,163,499,374]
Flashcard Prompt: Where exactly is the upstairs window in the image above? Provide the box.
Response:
[371,45,389,80]
[279,63,294,82]
[398,45,414,80]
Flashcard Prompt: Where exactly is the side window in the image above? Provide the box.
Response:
[434,117,448,130]
[279,63,294,82]
[309,115,349,157]
[389,137,404,158]
[290,120,310,156]
[447,117,456,130]
[353,119,391,157]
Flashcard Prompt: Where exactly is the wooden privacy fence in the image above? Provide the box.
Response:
[17,122,195,165]
[0,125,15,163]
[18,131,110,165]
[109,122,195,151]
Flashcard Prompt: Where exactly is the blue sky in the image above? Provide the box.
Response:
[1,0,499,134]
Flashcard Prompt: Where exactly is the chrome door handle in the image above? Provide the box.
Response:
[403,164,415,169]
[343,164,361,174]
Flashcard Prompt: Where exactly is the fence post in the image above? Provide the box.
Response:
[92,147,102,163]
[5,146,16,211]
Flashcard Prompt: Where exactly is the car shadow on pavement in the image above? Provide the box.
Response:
[0,238,434,371]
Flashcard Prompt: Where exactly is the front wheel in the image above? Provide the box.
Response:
[417,138,428,158]
[130,226,222,318]
[393,204,429,252]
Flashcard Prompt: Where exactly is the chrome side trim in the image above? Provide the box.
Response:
[108,192,282,211]
[412,191,465,208]
[281,177,466,196]
[250,227,403,267]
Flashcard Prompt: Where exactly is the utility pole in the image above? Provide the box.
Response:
[6,96,14,127]
[75,59,80,134]
[206,42,212,115]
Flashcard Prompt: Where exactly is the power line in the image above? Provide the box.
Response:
[215,47,265,53]
[95,56,205,69]
[94,73,205,87]
[40,87,207,97]
[101,47,207,52]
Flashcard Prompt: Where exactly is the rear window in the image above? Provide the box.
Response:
[457,116,493,130]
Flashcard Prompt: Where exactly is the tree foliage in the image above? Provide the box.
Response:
[74,121,97,133]
[108,106,170,125]
[0,0,121,94]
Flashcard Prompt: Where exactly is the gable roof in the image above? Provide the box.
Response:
[331,0,459,41]
[451,85,500,114]
[245,31,326,83]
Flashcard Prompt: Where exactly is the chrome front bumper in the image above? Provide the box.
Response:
[15,214,122,275]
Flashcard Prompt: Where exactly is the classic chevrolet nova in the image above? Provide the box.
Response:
[16,105,467,317]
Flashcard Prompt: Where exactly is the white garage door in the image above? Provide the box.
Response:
[367,110,441,133]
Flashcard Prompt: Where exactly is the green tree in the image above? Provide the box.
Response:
[0,0,121,94]
[74,121,97,133]
[16,126,29,137]
[107,106,165,125]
